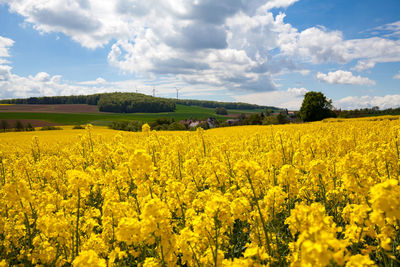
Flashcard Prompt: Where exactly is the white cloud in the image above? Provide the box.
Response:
[0,65,11,79]
[394,71,400,80]
[0,38,223,99]
[277,24,400,70]
[316,70,375,86]
[262,0,300,10]
[287,87,308,96]
[0,36,14,64]
[352,61,376,72]
[1,0,310,93]
[0,36,229,99]
[364,20,400,39]
[0,36,13,82]
[1,1,400,99]
[335,95,400,110]
[79,77,107,85]
[33,72,51,82]
[232,87,308,110]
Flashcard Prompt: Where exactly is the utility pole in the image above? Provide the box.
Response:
[175,87,180,99]
[152,87,156,97]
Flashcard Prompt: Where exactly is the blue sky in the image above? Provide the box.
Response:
[0,0,399,110]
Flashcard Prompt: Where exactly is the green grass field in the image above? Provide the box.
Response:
[0,104,238,125]
[226,108,266,114]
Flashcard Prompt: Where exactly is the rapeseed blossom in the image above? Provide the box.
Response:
[0,117,399,265]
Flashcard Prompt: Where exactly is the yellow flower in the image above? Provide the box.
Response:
[142,123,151,133]
[2,115,400,266]
[346,254,376,267]
[116,217,141,245]
[142,257,160,267]
[370,179,400,221]
[72,250,106,267]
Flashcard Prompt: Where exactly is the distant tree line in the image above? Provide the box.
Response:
[109,118,187,132]
[0,93,175,113]
[335,106,400,118]
[0,92,280,114]
[1,120,35,132]
[175,99,277,110]
[109,109,294,133]
[297,91,400,122]
[0,94,101,105]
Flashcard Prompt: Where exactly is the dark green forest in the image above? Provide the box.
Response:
[0,93,175,113]
[335,107,400,118]
[97,93,175,113]
[0,94,101,105]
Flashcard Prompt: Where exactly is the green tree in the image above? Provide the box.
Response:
[264,109,272,116]
[15,120,25,132]
[168,122,186,131]
[1,120,9,132]
[245,113,263,125]
[215,107,228,115]
[299,91,336,122]
[277,113,289,124]
[262,116,279,125]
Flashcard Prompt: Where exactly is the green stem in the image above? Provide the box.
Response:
[75,188,81,258]
[246,172,272,256]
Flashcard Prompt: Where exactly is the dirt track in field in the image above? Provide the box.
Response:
[0,104,105,113]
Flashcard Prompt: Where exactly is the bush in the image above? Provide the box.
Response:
[215,107,228,115]
[109,121,128,131]
[26,123,35,131]
[153,124,169,131]
[109,121,143,132]
[197,122,210,130]
[245,114,263,125]
[39,126,63,131]
[262,116,279,125]
[73,125,85,129]
[125,121,143,132]
[277,113,289,124]
[168,122,186,131]
[150,117,174,129]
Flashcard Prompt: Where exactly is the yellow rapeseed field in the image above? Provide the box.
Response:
[0,118,400,266]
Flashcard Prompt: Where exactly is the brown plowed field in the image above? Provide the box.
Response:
[0,104,104,113]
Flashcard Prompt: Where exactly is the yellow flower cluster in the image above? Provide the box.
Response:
[0,118,400,266]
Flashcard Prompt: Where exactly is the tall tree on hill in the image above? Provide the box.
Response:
[299,91,336,122]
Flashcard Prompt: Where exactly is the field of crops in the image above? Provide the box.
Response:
[0,104,229,126]
[0,117,400,266]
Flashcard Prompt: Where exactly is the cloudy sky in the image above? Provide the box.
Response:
[0,0,399,110]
